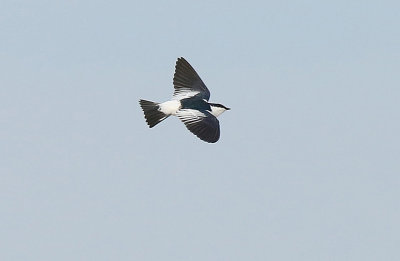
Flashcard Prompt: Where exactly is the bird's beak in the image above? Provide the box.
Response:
[226,107,231,110]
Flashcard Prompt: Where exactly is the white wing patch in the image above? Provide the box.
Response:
[172,91,200,100]
[176,109,206,123]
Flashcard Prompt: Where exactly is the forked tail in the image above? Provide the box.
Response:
[139,99,169,128]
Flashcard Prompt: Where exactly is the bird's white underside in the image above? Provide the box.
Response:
[159,100,181,115]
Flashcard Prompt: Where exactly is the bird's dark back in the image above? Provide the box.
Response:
[180,97,211,111]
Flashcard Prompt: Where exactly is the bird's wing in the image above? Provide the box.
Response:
[176,109,220,143]
[172,57,211,101]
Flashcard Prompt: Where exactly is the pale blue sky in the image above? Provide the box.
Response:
[1,1,399,260]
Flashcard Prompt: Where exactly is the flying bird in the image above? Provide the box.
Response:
[139,57,230,143]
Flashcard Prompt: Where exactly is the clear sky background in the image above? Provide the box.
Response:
[1,1,399,260]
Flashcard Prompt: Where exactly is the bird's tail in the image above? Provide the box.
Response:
[139,99,169,128]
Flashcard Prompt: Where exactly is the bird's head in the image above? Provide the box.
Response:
[209,103,230,117]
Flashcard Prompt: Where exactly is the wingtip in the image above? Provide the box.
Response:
[176,57,185,64]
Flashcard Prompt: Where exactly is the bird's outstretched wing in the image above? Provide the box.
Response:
[173,57,210,101]
[176,109,220,143]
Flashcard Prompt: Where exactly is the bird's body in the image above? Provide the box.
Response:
[139,57,230,143]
